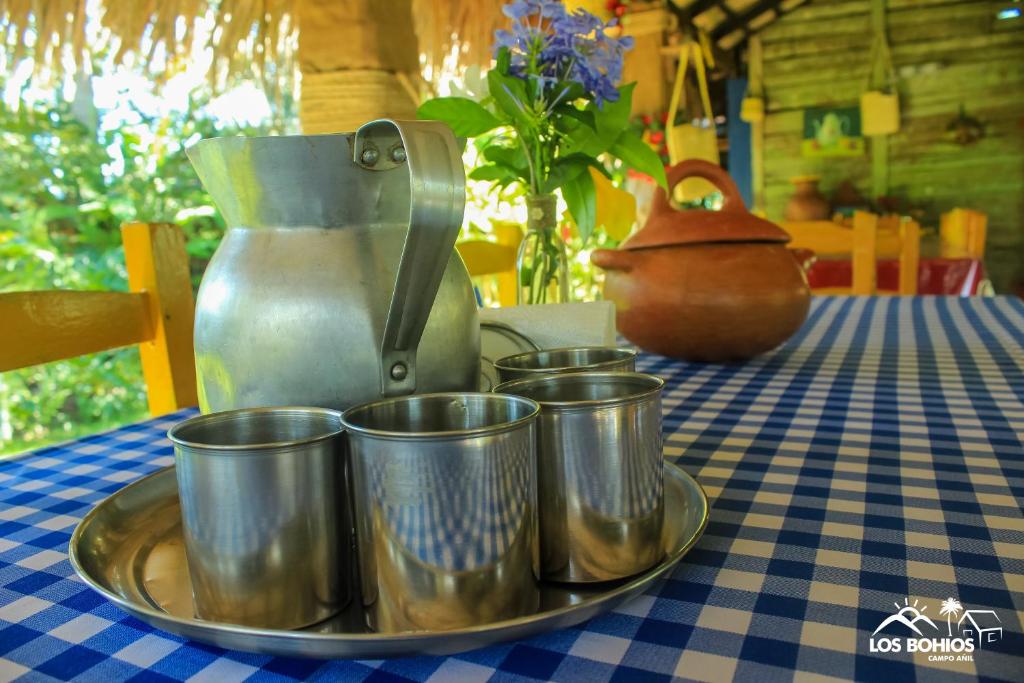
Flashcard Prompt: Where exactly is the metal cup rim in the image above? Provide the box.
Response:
[167,406,344,453]
[494,371,664,410]
[341,391,539,441]
[493,346,637,375]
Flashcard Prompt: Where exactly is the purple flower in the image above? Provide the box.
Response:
[502,1,531,19]
[494,29,516,49]
[493,0,633,108]
[502,0,566,20]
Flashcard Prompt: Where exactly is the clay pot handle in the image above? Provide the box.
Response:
[590,248,633,273]
[651,160,747,218]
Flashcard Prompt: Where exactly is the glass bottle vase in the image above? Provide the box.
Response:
[516,194,570,305]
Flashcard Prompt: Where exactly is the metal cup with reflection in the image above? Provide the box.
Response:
[168,407,349,629]
[342,392,541,633]
[496,372,665,583]
[493,346,637,384]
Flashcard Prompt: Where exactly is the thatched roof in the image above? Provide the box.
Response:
[2,0,818,95]
[670,0,811,49]
[0,0,504,92]
[2,1,294,90]
[413,0,505,82]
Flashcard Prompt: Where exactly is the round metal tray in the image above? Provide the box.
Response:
[70,463,708,659]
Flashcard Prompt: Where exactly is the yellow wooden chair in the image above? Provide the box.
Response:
[0,222,198,416]
[783,211,920,295]
[456,222,523,307]
[940,208,987,259]
[879,215,921,295]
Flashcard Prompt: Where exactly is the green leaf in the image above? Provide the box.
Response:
[488,66,533,132]
[562,83,636,157]
[609,131,669,190]
[541,153,591,194]
[561,170,597,243]
[551,80,586,104]
[495,46,512,75]
[468,164,518,182]
[482,143,528,172]
[554,104,596,131]
[416,97,503,137]
[476,143,530,187]
[561,120,602,157]
[594,82,635,141]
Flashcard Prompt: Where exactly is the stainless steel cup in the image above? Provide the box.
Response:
[496,372,665,583]
[168,407,349,629]
[342,392,540,633]
[494,346,637,384]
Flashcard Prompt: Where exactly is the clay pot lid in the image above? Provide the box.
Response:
[621,160,791,251]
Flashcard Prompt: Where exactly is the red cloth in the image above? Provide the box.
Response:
[803,256,985,295]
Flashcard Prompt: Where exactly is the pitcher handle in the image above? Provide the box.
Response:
[353,119,465,397]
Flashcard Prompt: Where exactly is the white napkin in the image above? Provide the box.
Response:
[479,302,617,349]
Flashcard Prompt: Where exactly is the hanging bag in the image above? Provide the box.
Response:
[860,32,900,136]
[740,37,764,124]
[666,41,719,201]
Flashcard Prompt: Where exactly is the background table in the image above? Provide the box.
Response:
[2,297,1022,682]
[806,258,986,296]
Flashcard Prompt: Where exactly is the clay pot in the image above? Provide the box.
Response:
[591,160,810,362]
[784,175,831,221]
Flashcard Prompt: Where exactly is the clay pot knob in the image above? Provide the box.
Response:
[650,160,747,220]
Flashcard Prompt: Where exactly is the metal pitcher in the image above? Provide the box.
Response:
[186,120,479,411]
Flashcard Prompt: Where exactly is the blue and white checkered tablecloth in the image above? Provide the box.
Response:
[1,296,1022,683]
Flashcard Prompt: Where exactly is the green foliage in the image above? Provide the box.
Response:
[0,89,275,456]
[559,82,635,158]
[418,46,667,245]
[416,98,502,137]
[609,132,667,193]
[560,172,596,244]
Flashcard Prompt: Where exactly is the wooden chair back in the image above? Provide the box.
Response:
[0,222,198,415]
[783,212,879,294]
[940,208,987,259]
[783,211,920,295]
[456,222,523,307]
[875,215,922,295]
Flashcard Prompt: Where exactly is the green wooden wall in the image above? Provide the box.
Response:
[758,0,1024,292]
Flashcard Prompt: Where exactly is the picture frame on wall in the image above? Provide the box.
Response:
[801,106,865,157]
